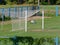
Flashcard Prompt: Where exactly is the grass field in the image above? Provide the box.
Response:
[0,5,60,38]
[0,16,60,38]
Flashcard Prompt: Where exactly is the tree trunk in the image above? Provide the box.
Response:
[48,0,50,4]
[33,0,35,4]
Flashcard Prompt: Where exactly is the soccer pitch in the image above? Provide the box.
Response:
[0,16,60,37]
[0,5,60,38]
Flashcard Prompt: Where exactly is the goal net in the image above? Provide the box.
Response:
[0,7,27,32]
[10,7,27,31]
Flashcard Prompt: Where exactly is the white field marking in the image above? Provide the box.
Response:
[25,10,28,32]
[42,9,44,30]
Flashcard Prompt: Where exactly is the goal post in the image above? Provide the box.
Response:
[42,9,44,31]
[11,7,28,32]
[25,10,28,32]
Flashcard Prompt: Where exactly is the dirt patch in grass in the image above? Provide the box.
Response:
[29,30,60,32]
[28,16,51,21]
[0,20,12,25]
[0,16,51,25]
[0,19,24,25]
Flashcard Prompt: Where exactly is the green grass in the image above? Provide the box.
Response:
[0,5,60,38]
[0,5,60,45]
[28,19,42,30]
[45,16,60,30]
[0,16,60,38]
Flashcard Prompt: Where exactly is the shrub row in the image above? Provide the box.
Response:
[0,15,11,21]
[0,36,55,45]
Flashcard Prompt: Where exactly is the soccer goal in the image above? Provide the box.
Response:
[0,6,42,32]
[0,7,28,32]
[10,7,28,32]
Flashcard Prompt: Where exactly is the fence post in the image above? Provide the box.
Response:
[55,37,58,45]
[42,8,44,31]
[8,8,11,17]
[56,6,58,16]
[25,6,28,32]
[2,8,4,21]
[14,7,17,18]
[20,7,23,17]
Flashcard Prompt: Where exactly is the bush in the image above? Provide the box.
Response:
[0,15,11,21]
[5,16,11,21]
[41,2,48,5]
[0,0,6,5]
[56,0,60,5]
[0,36,55,45]
[0,15,5,21]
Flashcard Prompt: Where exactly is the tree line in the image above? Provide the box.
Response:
[0,0,60,5]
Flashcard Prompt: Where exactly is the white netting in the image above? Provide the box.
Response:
[0,7,27,32]
[10,7,26,31]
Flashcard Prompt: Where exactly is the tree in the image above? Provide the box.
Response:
[0,0,6,5]
[17,0,25,4]
[33,0,35,4]
[56,0,60,4]
[48,0,50,4]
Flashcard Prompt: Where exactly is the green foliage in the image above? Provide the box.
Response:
[41,2,48,5]
[56,0,60,4]
[5,16,11,21]
[0,17,2,21]
[0,0,60,5]
[0,36,55,45]
[0,0,6,5]
[27,0,33,4]
[6,0,12,5]
[0,15,11,21]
